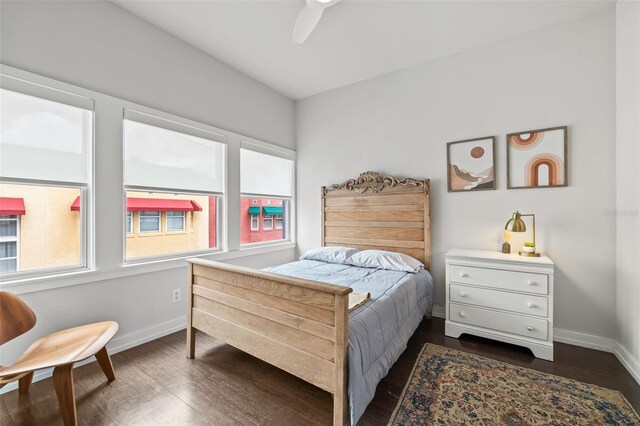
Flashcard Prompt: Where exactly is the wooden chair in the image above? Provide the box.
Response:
[0,291,119,426]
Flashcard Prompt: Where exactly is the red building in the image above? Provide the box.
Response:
[240,198,284,244]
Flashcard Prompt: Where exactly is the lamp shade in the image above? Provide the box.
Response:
[505,212,526,232]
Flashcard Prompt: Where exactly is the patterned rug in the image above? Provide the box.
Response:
[389,344,639,425]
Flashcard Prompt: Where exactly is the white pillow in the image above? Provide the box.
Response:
[348,250,423,273]
[299,246,359,264]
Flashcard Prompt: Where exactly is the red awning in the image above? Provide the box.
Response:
[71,197,203,212]
[71,196,81,211]
[126,198,203,212]
[0,197,26,215]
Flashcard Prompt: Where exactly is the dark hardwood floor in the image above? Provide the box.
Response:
[1,318,638,425]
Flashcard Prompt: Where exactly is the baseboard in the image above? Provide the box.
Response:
[431,304,446,319]
[614,342,640,386]
[0,316,187,395]
[108,316,187,354]
[553,328,615,353]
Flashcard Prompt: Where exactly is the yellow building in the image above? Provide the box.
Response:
[125,191,215,260]
[0,184,216,274]
[0,183,81,273]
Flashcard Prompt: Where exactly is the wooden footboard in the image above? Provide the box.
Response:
[186,258,353,426]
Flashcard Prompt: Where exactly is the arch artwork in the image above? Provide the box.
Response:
[509,131,544,150]
[524,153,565,187]
[507,126,567,189]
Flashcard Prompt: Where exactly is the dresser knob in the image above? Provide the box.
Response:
[527,280,536,286]
[458,311,466,318]
[527,302,535,308]
[459,272,468,278]
[459,291,468,298]
[526,325,535,331]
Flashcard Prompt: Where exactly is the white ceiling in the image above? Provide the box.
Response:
[113,0,612,100]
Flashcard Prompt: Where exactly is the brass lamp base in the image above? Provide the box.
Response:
[519,251,541,257]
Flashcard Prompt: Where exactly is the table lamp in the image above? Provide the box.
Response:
[504,211,541,257]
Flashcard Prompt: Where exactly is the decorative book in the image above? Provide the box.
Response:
[348,291,371,311]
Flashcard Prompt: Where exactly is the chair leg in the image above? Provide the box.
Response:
[95,346,116,382]
[18,371,34,395]
[52,364,77,426]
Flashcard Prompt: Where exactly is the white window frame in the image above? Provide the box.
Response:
[123,109,227,263]
[250,214,259,231]
[166,211,186,232]
[126,211,133,234]
[0,215,20,273]
[0,73,94,281]
[275,215,284,230]
[239,139,295,248]
[263,214,273,230]
[0,65,296,294]
[138,211,161,233]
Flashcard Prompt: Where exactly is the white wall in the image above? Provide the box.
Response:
[296,9,618,343]
[615,1,640,383]
[0,0,296,372]
[0,1,294,148]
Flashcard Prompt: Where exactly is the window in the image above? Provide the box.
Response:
[126,211,133,234]
[0,215,18,273]
[139,211,161,233]
[250,214,259,231]
[123,112,225,261]
[0,86,92,276]
[167,211,185,231]
[263,215,273,230]
[240,149,293,245]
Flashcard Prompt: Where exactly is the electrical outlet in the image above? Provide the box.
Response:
[172,288,181,303]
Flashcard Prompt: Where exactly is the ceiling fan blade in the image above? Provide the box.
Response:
[292,4,325,44]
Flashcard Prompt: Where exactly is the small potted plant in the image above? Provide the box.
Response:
[522,241,536,253]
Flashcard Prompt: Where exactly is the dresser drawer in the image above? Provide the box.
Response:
[449,303,548,341]
[449,264,548,295]
[450,284,548,317]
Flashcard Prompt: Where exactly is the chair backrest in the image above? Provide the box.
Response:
[0,291,37,345]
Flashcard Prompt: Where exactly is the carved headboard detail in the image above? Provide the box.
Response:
[321,171,431,270]
[321,171,429,197]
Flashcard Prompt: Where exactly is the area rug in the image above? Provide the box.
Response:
[389,344,639,425]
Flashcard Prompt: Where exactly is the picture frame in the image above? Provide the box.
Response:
[507,126,568,189]
[447,136,496,192]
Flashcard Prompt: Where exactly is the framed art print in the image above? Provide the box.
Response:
[447,136,496,192]
[507,126,567,189]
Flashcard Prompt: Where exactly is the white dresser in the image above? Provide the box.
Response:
[445,248,555,361]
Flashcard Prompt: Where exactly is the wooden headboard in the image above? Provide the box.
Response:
[321,171,431,271]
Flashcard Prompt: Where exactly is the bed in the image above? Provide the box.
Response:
[186,171,432,425]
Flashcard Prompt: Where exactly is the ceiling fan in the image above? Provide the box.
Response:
[292,0,343,44]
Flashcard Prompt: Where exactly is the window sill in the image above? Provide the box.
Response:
[137,231,163,237]
[240,240,291,249]
[0,242,296,295]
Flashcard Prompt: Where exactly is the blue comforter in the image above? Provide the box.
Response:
[264,260,434,425]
